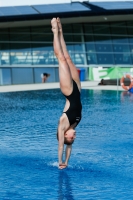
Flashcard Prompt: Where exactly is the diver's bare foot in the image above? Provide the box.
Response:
[57,17,63,33]
[51,18,58,34]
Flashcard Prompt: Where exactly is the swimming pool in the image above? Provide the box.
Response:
[0,89,133,200]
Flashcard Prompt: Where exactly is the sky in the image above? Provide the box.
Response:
[0,0,132,7]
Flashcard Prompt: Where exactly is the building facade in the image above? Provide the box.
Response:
[0,1,133,85]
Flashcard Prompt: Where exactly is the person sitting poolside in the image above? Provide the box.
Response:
[120,74,133,93]
[41,73,50,83]
[51,18,82,169]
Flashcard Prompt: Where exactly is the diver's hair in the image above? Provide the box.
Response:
[57,130,58,140]
[64,137,74,145]
[57,131,74,145]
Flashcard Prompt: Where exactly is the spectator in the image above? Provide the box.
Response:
[41,73,50,83]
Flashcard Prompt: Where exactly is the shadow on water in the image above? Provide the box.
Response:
[58,171,75,200]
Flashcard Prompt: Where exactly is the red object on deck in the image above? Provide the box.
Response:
[77,69,80,77]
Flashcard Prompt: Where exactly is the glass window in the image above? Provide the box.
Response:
[126,21,133,43]
[83,24,94,42]
[62,24,73,42]
[87,53,97,64]
[72,24,82,42]
[85,43,97,64]
[97,53,114,64]
[129,44,133,64]
[2,22,133,68]
[31,26,52,42]
[72,24,84,61]
[55,67,59,82]
[93,24,112,43]
[0,43,10,65]
[0,43,9,51]
[12,68,33,84]
[31,26,50,33]
[113,43,131,64]
[85,43,95,52]
[67,44,74,52]
[10,43,32,65]
[73,43,83,52]
[1,52,10,65]
[110,22,128,43]
[84,34,94,42]
[94,35,112,43]
[0,68,11,85]
[65,23,84,64]
[114,53,131,64]
[73,53,85,65]
[73,43,85,65]
[32,43,54,65]
[111,36,128,44]
[0,28,9,41]
[10,27,31,42]
[83,24,93,34]
[113,44,130,52]
[94,32,114,64]
[67,43,85,64]
[95,43,113,52]
[32,32,53,42]
[62,24,74,58]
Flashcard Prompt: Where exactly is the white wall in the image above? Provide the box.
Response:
[0,0,70,7]
[0,0,133,7]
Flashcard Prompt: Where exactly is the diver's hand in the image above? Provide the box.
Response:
[58,163,67,169]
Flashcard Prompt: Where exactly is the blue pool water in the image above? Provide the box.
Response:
[0,89,133,200]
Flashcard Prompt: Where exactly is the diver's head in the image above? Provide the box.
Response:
[64,129,76,145]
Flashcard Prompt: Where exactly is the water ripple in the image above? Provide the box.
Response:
[0,89,133,199]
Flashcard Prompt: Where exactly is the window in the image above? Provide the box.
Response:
[10,27,31,42]
[110,22,128,43]
[32,43,54,65]
[31,26,52,42]
[126,21,133,44]
[83,24,94,42]
[0,29,9,42]
[0,43,10,65]
[93,24,112,43]
[10,43,32,65]
[113,44,131,64]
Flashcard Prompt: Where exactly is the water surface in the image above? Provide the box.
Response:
[0,89,133,200]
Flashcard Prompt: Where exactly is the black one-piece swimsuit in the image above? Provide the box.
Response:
[63,80,82,126]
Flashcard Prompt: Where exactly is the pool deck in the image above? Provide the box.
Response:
[0,81,124,93]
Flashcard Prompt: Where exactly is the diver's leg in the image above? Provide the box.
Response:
[57,17,81,91]
[51,18,73,95]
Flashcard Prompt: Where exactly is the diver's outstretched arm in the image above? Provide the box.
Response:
[58,145,72,169]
